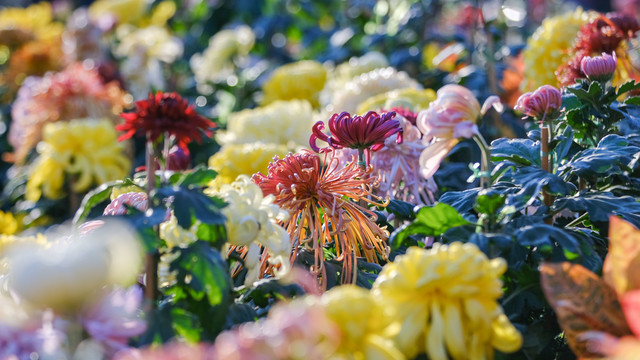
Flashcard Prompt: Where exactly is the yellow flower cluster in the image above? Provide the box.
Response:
[321,286,404,360]
[209,175,290,286]
[159,214,199,249]
[191,25,255,89]
[26,118,131,201]
[357,87,437,114]
[0,2,63,44]
[262,60,327,108]
[217,100,314,148]
[522,7,594,91]
[208,143,289,187]
[372,243,522,359]
[0,211,18,235]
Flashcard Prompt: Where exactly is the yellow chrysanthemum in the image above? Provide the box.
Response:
[26,118,131,201]
[89,0,148,25]
[217,100,313,148]
[372,243,522,360]
[0,211,19,235]
[209,175,290,286]
[522,7,595,91]
[357,88,437,114]
[262,60,327,108]
[0,2,63,44]
[208,143,289,187]
[322,286,405,360]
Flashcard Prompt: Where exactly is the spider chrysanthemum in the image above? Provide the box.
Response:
[252,150,389,286]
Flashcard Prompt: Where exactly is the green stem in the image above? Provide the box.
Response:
[145,134,159,309]
[473,134,492,189]
[566,212,590,228]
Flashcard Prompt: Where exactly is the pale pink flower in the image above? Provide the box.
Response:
[515,85,562,122]
[581,52,618,82]
[114,343,214,360]
[103,192,149,216]
[416,84,502,179]
[0,321,65,360]
[82,286,146,356]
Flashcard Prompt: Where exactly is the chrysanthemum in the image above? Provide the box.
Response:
[356,87,437,117]
[26,118,131,201]
[252,150,389,286]
[327,67,421,114]
[310,111,403,164]
[208,142,289,187]
[522,7,594,90]
[372,243,522,359]
[262,60,327,108]
[8,63,128,163]
[190,25,254,91]
[217,100,314,148]
[0,211,19,236]
[0,2,64,45]
[117,92,215,151]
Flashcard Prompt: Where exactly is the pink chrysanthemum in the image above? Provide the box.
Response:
[309,111,402,164]
[117,92,215,151]
[103,192,149,216]
[8,62,127,163]
[515,84,563,122]
[252,150,389,286]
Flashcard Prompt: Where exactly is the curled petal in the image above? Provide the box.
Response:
[452,121,479,139]
[481,95,503,115]
[309,121,330,152]
[419,138,459,179]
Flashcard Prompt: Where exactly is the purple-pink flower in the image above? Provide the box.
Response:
[82,286,146,356]
[515,85,563,122]
[416,84,502,179]
[580,52,618,82]
[309,111,402,164]
[103,192,149,216]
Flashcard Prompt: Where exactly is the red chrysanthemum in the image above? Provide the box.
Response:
[309,111,402,164]
[117,92,215,150]
[252,150,389,287]
[387,106,418,126]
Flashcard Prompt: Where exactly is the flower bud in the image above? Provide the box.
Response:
[515,85,563,121]
[164,145,191,171]
[580,52,617,82]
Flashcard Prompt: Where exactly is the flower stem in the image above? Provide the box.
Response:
[472,134,492,189]
[144,135,159,308]
[541,126,554,224]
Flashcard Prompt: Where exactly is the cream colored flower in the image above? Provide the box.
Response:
[328,67,421,114]
[114,25,183,99]
[208,142,289,187]
[217,100,313,148]
[159,214,199,249]
[26,118,131,201]
[357,88,436,114]
[262,60,327,108]
[209,175,290,286]
[190,25,255,91]
[372,243,522,359]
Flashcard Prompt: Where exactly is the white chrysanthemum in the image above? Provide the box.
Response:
[190,25,254,91]
[210,175,290,286]
[216,100,313,148]
[114,25,183,98]
[159,214,199,249]
[328,67,421,114]
[320,52,389,109]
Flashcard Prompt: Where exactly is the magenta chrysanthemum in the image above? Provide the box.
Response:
[309,111,402,164]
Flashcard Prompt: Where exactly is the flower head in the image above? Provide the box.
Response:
[26,118,131,201]
[372,243,522,359]
[252,150,389,286]
[515,84,563,122]
[208,142,289,187]
[0,2,64,46]
[103,192,149,216]
[117,92,215,150]
[310,111,402,164]
[356,87,437,119]
[417,84,502,179]
[0,211,19,235]
[262,60,327,108]
[581,52,618,82]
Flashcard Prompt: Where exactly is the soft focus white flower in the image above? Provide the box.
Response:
[327,67,421,114]
[159,214,199,249]
[114,25,183,99]
[190,25,254,92]
[7,220,142,312]
[216,100,313,148]
[209,175,290,286]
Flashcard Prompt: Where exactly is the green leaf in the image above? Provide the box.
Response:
[171,307,201,343]
[390,203,470,249]
[562,93,582,112]
[474,190,506,215]
[560,134,639,179]
[156,186,226,228]
[242,278,305,308]
[383,199,416,221]
[491,138,540,166]
[137,304,179,346]
[587,81,604,99]
[196,223,227,250]
[506,166,576,197]
[515,224,580,255]
[169,241,232,307]
[73,178,138,224]
[170,165,218,188]
[617,80,640,97]
[555,192,640,223]
[439,188,481,214]
[624,96,640,106]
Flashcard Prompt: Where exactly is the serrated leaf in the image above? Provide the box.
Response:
[515,224,580,254]
[156,186,226,228]
[383,199,417,221]
[390,203,470,249]
[625,96,640,106]
[170,165,218,188]
[560,134,639,179]
[554,192,640,223]
[439,188,481,214]
[617,80,640,96]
